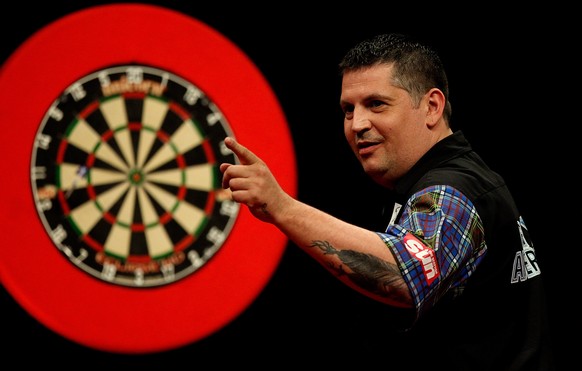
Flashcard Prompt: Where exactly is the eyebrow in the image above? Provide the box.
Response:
[340,92,395,106]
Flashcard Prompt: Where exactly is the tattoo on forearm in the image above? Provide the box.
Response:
[309,240,408,302]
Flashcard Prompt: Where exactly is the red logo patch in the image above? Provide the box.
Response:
[403,233,439,285]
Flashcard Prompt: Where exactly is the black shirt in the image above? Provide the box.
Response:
[375,130,554,370]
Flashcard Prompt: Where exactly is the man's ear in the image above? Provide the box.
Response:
[425,88,445,127]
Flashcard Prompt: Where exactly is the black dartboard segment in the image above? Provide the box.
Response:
[31,65,240,287]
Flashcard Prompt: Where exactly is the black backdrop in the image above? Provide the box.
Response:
[1,1,574,368]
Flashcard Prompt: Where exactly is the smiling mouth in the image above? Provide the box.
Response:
[357,142,378,155]
[357,141,376,148]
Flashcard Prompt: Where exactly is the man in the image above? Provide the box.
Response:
[220,33,553,370]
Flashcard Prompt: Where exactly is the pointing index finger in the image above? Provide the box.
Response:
[224,137,259,165]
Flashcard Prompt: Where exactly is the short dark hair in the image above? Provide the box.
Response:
[339,33,452,124]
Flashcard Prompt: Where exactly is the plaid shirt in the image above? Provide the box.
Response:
[377,184,486,324]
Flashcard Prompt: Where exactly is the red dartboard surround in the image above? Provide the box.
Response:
[0,4,296,353]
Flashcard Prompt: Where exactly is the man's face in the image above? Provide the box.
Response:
[340,64,430,188]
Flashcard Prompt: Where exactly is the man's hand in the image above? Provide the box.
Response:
[219,137,288,223]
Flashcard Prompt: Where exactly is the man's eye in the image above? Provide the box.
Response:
[342,105,354,114]
[370,100,384,108]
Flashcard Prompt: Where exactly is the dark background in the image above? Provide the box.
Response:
[1,1,574,368]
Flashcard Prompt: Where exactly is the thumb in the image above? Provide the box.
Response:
[224,137,260,165]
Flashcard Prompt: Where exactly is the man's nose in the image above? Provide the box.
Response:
[351,109,372,132]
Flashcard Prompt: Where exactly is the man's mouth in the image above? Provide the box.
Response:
[357,141,379,155]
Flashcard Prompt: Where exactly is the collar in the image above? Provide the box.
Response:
[393,130,473,196]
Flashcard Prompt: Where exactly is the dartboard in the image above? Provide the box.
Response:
[0,4,296,353]
[31,65,239,287]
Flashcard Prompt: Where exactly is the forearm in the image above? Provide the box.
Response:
[219,137,412,308]
[272,196,413,308]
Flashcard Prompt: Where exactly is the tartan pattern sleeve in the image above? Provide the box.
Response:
[376,185,486,323]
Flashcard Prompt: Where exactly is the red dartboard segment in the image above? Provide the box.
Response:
[0,4,296,354]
